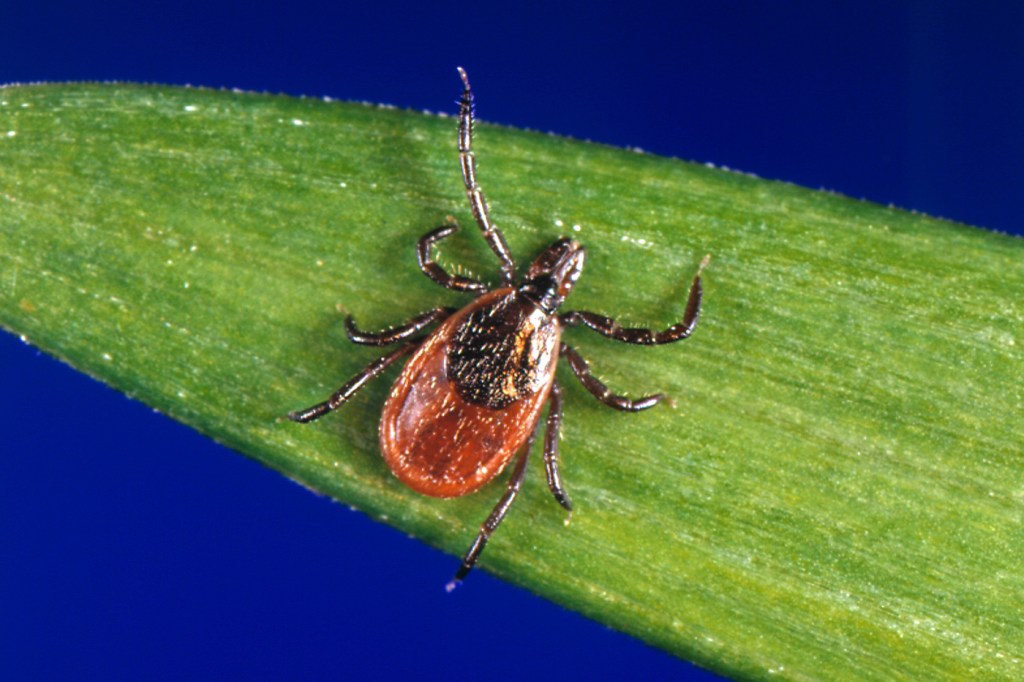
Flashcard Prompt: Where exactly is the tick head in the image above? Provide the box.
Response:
[521,238,586,313]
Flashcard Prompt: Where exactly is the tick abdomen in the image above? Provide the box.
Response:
[380,289,561,498]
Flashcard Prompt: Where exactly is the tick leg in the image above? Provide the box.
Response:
[561,342,665,412]
[345,307,455,346]
[543,381,573,512]
[417,223,489,294]
[446,421,539,591]
[457,67,517,286]
[560,255,710,345]
[287,340,420,423]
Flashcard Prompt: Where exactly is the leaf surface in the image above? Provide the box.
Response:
[1,84,1022,680]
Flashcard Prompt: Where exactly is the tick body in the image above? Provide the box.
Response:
[289,68,708,588]
[381,287,562,498]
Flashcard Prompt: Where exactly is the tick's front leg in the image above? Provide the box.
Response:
[560,254,709,345]
[456,67,517,286]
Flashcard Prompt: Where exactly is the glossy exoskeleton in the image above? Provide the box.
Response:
[289,68,708,589]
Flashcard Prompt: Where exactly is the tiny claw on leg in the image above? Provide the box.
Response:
[698,253,712,275]
[446,558,473,592]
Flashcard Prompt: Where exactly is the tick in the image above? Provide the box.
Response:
[289,68,708,588]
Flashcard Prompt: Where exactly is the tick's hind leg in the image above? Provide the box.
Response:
[543,382,573,513]
[561,342,665,412]
[287,339,421,423]
[417,223,488,294]
[345,307,455,346]
[456,68,517,286]
[560,255,710,345]
[446,421,540,591]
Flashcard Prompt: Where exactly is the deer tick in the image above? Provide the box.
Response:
[288,68,708,589]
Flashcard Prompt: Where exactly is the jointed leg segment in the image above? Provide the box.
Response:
[543,382,573,512]
[447,378,573,588]
[287,339,421,423]
[457,67,517,286]
[447,421,539,590]
[561,342,665,412]
[417,224,489,294]
[345,307,455,346]
[560,255,709,345]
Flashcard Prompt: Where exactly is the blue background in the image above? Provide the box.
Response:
[2,3,1022,680]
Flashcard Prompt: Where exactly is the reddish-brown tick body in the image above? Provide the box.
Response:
[287,68,707,587]
[381,288,561,498]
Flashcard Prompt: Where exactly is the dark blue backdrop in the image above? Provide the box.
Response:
[2,3,1021,680]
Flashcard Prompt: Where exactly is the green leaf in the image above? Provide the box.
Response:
[2,83,1022,680]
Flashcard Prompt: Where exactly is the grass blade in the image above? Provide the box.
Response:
[1,83,1022,680]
